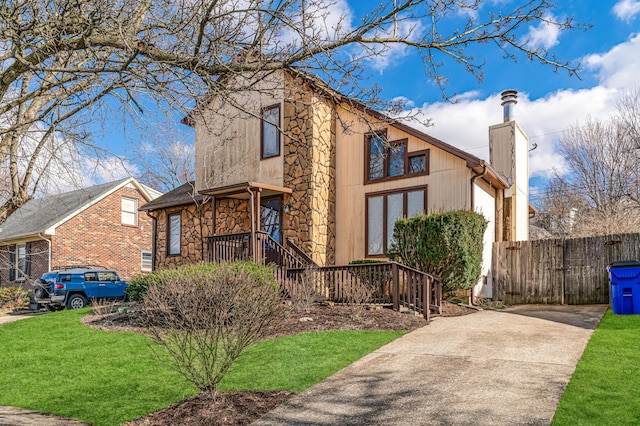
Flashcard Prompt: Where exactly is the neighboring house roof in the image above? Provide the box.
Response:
[529,224,553,240]
[0,177,159,243]
[139,181,204,212]
[182,68,509,190]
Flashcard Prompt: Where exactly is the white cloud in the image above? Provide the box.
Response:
[398,28,640,196]
[391,96,415,108]
[83,156,139,184]
[585,32,640,89]
[365,18,425,72]
[404,87,618,185]
[613,0,640,22]
[278,0,353,48]
[522,14,561,49]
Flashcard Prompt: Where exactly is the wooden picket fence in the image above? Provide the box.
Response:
[492,233,640,305]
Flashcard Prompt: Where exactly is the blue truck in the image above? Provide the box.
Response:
[33,267,128,310]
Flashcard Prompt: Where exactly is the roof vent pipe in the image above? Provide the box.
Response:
[501,89,518,123]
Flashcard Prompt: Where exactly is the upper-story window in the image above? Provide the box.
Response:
[261,104,280,159]
[365,132,429,184]
[121,197,138,226]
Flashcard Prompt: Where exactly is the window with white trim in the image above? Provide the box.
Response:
[141,250,153,271]
[121,197,138,226]
[16,243,26,280]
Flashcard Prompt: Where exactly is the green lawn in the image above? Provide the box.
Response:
[552,310,640,425]
[0,309,403,426]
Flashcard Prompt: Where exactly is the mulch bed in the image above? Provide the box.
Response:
[85,301,477,425]
[123,391,296,426]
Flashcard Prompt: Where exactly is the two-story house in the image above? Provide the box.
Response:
[142,70,529,299]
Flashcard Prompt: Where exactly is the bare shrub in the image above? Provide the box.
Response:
[0,287,29,310]
[342,280,374,313]
[141,262,281,393]
[290,268,322,313]
[90,298,121,315]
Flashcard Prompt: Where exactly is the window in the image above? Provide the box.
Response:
[84,272,97,282]
[168,213,181,256]
[261,104,280,159]
[368,134,385,180]
[365,134,429,184]
[16,243,26,280]
[366,187,427,256]
[121,197,138,226]
[389,144,406,177]
[408,151,428,174]
[97,271,117,281]
[141,250,153,271]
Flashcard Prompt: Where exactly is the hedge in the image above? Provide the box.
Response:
[388,210,487,293]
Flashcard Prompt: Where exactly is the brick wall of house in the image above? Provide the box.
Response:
[0,239,50,289]
[51,185,153,280]
[153,200,213,269]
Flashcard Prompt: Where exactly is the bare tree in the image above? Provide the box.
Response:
[125,127,195,193]
[1,0,583,222]
[538,90,640,238]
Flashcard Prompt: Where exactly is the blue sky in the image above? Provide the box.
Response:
[91,0,640,205]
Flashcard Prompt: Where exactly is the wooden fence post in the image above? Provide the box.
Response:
[392,262,399,311]
[423,275,430,321]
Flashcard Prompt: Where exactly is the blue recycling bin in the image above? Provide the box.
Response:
[608,261,640,315]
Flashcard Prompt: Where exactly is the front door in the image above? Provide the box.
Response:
[260,197,282,244]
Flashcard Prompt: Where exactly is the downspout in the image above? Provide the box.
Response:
[469,165,487,306]
[37,233,51,272]
[247,187,256,262]
[470,165,487,211]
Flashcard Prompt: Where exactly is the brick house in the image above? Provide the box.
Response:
[143,69,529,299]
[0,177,161,287]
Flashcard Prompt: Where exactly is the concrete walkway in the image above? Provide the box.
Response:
[254,304,607,426]
[0,305,606,425]
[0,312,42,325]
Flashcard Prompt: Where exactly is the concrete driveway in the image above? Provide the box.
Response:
[254,304,607,425]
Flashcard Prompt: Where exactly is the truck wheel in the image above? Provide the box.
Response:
[67,294,88,309]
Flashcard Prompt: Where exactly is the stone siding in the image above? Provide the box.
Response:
[153,200,213,269]
[282,79,336,266]
[215,198,251,234]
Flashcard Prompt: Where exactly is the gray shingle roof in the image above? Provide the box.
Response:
[139,181,202,212]
[0,178,130,241]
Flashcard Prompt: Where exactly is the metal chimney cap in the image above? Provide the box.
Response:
[501,90,518,105]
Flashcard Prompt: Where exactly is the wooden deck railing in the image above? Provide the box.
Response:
[207,232,442,320]
[208,233,305,264]
[207,232,252,263]
[286,262,441,320]
[285,238,319,267]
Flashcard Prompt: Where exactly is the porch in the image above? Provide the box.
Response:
[207,231,442,320]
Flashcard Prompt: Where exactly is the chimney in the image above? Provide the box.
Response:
[501,90,518,123]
